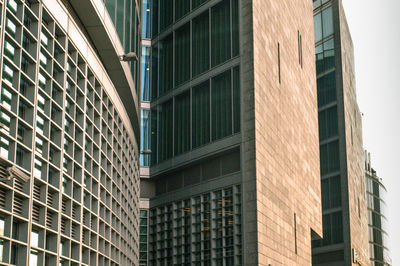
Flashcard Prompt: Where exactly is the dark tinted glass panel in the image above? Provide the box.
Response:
[159,35,173,95]
[320,140,340,175]
[192,82,210,148]
[192,12,210,77]
[192,0,208,9]
[328,140,340,172]
[211,1,231,67]
[159,100,173,162]
[331,211,343,244]
[160,0,173,31]
[318,106,338,141]
[317,71,336,107]
[314,12,322,43]
[125,0,131,52]
[233,67,240,133]
[322,7,333,38]
[140,110,150,166]
[232,0,239,56]
[174,92,190,155]
[323,38,335,71]
[116,0,124,42]
[175,23,190,86]
[151,45,158,99]
[141,46,151,101]
[175,0,190,20]
[330,175,341,208]
[105,0,115,23]
[151,108,158,165]
[322,214,331,245]
[152,0,159,36]
[212,70,232,140]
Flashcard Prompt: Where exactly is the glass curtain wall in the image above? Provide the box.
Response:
[152,0,239,98]
[313,1,343,249]
[149,0,241,165]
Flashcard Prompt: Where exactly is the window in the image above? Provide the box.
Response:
[0,218,5,236]
[151,45,159,100]
[192,12,210,77]
[314,7,334,43]
[315,38,335,75]
[105,0,116,23]
[151,0,159,37]
[321,175,341,209]
[159,100,173,162]
[317,71,336,107]
[159,35,173,96]
[30,250,38,266]
[212,70,232,140]
[116,0,124,42]
[0,136,10,159]
[174,92,190,155]
[192,81,210,148]
[175,0,190,21]
[211,1,231,67]
[318,106,338,141]
[233,66,240,133]
[160,0,173,31]
[175,24,190,86]
[31,230,39,247]
[141,47,151,101]
[1,85,12,110]
[320,140,340,175]
[151,108,158,165]
[192,0,208,9]
[142,0,151,38]
[140,110,150,166]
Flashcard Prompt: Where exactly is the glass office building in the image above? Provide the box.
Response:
[312,0,369,265]
[365,152,391,266]
[140,0,324,265]
[0,0,141,265]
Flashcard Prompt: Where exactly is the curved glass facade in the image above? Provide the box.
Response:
[365,155,391,266]
[0,0,140,265]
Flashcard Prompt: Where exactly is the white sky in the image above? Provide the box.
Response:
[342,0,400,263]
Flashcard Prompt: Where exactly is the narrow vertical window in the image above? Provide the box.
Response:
[278,43,281,84]
[294,213,297,254]
[298,31,303,68]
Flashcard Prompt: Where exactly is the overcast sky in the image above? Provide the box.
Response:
[342,0,400,263]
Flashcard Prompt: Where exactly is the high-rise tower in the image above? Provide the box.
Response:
[312,0,369,265]
[140,0,323,265]
[0,0,141,264]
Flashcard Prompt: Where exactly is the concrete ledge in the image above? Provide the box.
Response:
[68,0,140,140]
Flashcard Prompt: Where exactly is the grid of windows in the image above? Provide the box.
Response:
[151,67,240,164]
[149,185,242,265]
[151,0,239,99]
[139,210,149,265]
[0,1,139,265]
[313,1,344,251]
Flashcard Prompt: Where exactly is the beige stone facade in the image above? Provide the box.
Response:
[241,1,323,265]
[338,1,369,264]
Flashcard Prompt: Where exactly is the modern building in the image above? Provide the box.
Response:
[312,0,369,265]
[365,152,391,266]
[139,0,323,265]
[0,0,141,265]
